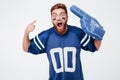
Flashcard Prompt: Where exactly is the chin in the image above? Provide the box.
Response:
[53,23,67,35]
[55,28,63,35]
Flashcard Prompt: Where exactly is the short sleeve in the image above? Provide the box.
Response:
[81,33,97,52]
[28,33,46,55]
[28,27,53,54]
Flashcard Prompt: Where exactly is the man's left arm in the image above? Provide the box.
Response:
[70,5,105,50]
[94,39,101,50]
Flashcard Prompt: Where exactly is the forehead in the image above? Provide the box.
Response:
[52,8,66,15]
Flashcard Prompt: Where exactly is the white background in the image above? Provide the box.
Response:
[0,0,120,80]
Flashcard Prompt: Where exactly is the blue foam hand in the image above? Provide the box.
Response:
[70,5,105,41]
[70,5,91,19]
[80,17,105,40]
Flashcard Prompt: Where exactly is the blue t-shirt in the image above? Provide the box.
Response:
[28,25,97,80]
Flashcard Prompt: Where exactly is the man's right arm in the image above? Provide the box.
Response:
[22,20,36,52]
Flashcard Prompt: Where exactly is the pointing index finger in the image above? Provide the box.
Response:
[70,5,90,18]
[30,20,36,25]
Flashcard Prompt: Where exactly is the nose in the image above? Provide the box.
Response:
[56,16,61,20]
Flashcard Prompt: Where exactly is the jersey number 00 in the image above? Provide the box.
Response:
[50,47,77,73]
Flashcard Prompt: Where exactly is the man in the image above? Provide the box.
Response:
[22,3,103,80]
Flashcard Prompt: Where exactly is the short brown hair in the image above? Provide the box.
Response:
[51,3,68,15]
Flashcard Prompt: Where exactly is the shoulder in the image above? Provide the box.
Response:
[68,25,85,35]
[68,25,86,40]
[38,27,54,38]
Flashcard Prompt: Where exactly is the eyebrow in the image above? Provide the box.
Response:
[52,12,66,15]
[52,13,57,15]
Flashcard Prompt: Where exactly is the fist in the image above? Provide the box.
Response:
[25,20,36,34]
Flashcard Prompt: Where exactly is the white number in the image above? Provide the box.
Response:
[50,47,76,73]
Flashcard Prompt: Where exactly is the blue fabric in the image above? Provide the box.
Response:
[28,25,97,80]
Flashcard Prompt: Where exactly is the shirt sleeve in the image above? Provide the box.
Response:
[80,33,97,52]
[28,33,46,55]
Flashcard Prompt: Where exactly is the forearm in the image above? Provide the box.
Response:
[22,31,30,52]
[22,20,36,52]
[94,39,101,50]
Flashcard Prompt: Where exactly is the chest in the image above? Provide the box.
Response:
[45,31,82,73]
[46,32,80,51]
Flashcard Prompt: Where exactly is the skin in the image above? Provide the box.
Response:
[51,8,68,36]
[22,20,36,52]
[22,8,101,52]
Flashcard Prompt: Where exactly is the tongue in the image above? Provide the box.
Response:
[58,23,62,27]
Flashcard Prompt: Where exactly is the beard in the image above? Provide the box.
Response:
[53,21,67,35]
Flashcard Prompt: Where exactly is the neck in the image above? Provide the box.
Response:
[56,26,68,36]
[60,26,68,35]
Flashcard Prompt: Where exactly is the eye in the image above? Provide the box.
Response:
[61,13,66,16]
[52,13,57,21]
[60,13,66,20]
[53,18,56,21]
[62,17,65,20]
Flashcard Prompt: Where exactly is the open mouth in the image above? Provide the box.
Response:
[57,22,62,27]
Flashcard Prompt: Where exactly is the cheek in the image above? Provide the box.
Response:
[52,21,56,26]
[62,19,68,24]
[62,17,66,20]
[62,16,68,21]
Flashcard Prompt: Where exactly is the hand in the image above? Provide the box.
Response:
[25,20,36,34]
[80,17,105,41]
[70,5,105,40]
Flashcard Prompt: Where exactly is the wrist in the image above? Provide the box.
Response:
[24,30,29,36]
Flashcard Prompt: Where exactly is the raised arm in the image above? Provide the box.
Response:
[22,20,36,52]
[70,5,105,50]
[94,39,101,50]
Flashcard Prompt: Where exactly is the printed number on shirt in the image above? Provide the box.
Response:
[50,47,76,73]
